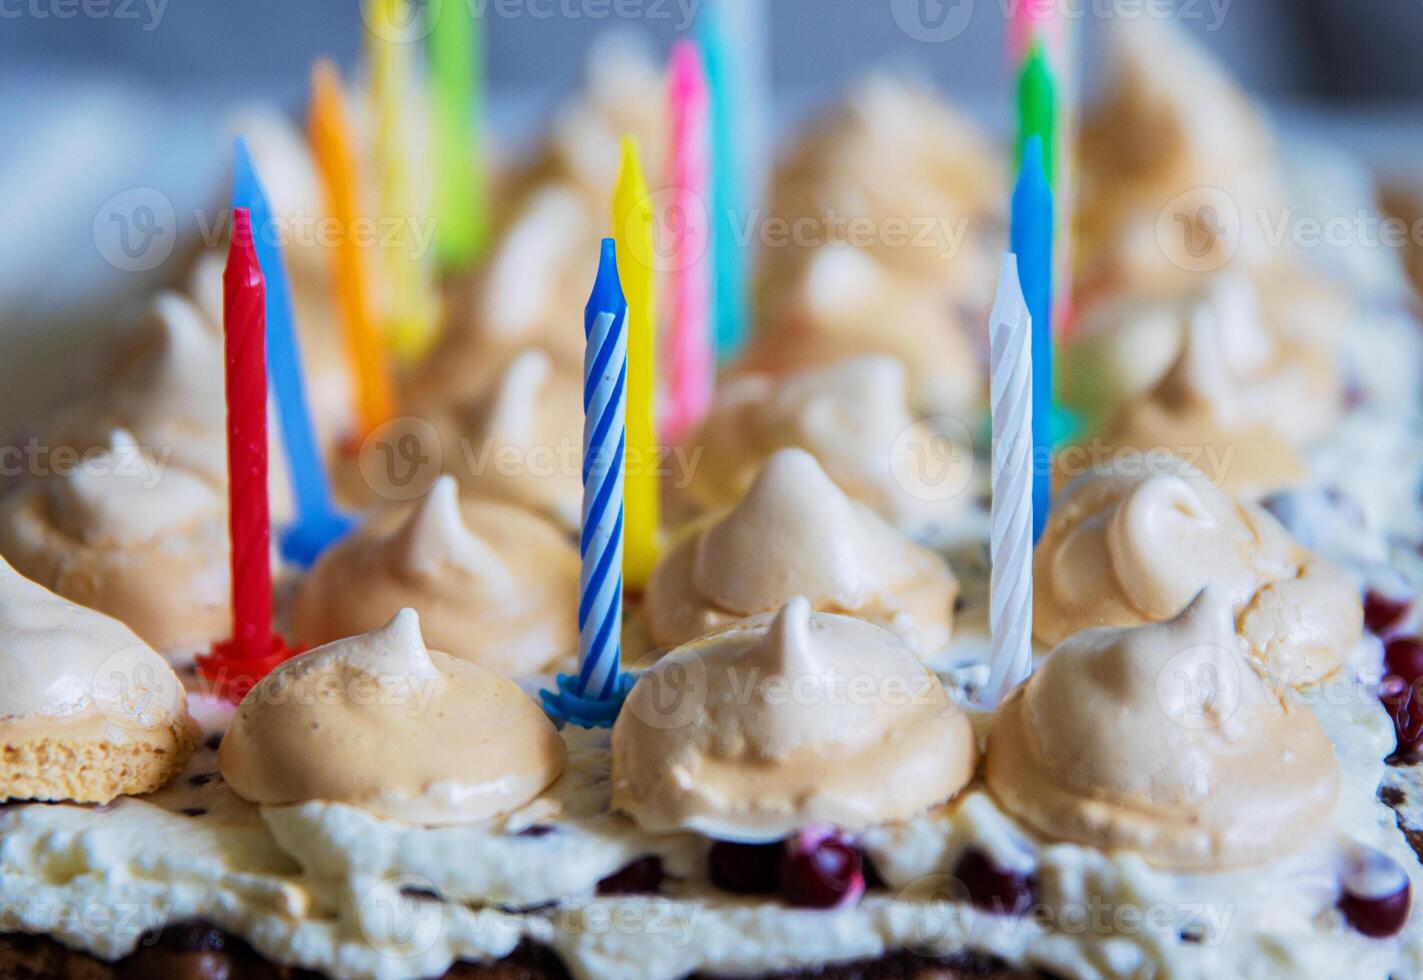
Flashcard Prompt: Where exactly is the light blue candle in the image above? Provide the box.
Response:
[1010,135,1054,543]
[699,0,759,363]
[543,239,635,727]
[232,139,356,567]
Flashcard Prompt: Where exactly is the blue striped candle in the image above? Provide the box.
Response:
[1010,135,1054,543]
[232,139,356,568]
[543,239,635,726]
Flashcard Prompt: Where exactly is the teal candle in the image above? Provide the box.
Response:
[699,0,754,363]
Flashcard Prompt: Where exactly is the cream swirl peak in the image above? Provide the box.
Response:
[643,448,958,657]
[220,609,567,826]
[613,596,977,840]
[0,558,197,803]
[1093,302,1308,497]
[293,475,578,676]
[987,589,1340,871]
[1035,461,1362,684]
[681,356,974,534]
[0,429,230,654]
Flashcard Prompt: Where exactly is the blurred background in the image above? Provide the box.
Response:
[0,0,1419,428]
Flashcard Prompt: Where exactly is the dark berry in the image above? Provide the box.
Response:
[1365,592,1412,637]
[1379,681,1423,758]
[708,840,783,895]
[1339,847,1411,938]
[779,829,865,909]
[155,921,228,952]
[952,848,1035,917]
[597,856,664,896]
[1385,637,1423,685]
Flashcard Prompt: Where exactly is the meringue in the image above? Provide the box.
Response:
[1035,461,1362,684]
[220,609,566,826]
[293,475,578,676]
[1063,274,1343,441]
[644,449,958,658]
[986,589,1340,871]
[614,596,977,840]
[762,75,1002,302]
[438,348,583,531]
[45,290,295,520]
[681,356,975,534]
[1089,302,1308,497]
[741,247,983,422]
[0,558,197,803]
[1077,19,1292,292]
[0,430,230,654]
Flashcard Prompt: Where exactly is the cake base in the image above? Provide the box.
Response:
[0,924,1025,980]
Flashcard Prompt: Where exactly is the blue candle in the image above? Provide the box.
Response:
[232,138,356,567]
[699,0,755,363]
[543,239,635,727]
[1010,135,1054,542]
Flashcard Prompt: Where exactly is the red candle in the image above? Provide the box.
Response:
[198,208,300,702]
[224,208,271,656]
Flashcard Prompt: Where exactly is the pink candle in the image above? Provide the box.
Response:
[661,39,714,444]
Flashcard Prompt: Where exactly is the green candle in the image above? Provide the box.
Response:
[1015,39,1057,189]
[428,0,487,271]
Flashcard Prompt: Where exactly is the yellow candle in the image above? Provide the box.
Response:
[368,0,437,364]
[309,59,394,441]
[612,136,660,590]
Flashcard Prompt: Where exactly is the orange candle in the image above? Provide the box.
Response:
[309,58,394,441]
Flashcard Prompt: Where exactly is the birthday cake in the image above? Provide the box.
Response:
[3,14,1423,980]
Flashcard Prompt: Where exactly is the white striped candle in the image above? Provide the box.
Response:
[985,253,1035,706]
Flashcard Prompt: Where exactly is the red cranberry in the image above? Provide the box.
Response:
[1386,637,1423,685]
[597,856,664,896]
[779,828,865,910]
[1365,592,1413,637]
[708,840,783,895]
[952,848,1035,916]
[1339,847,1411,938]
